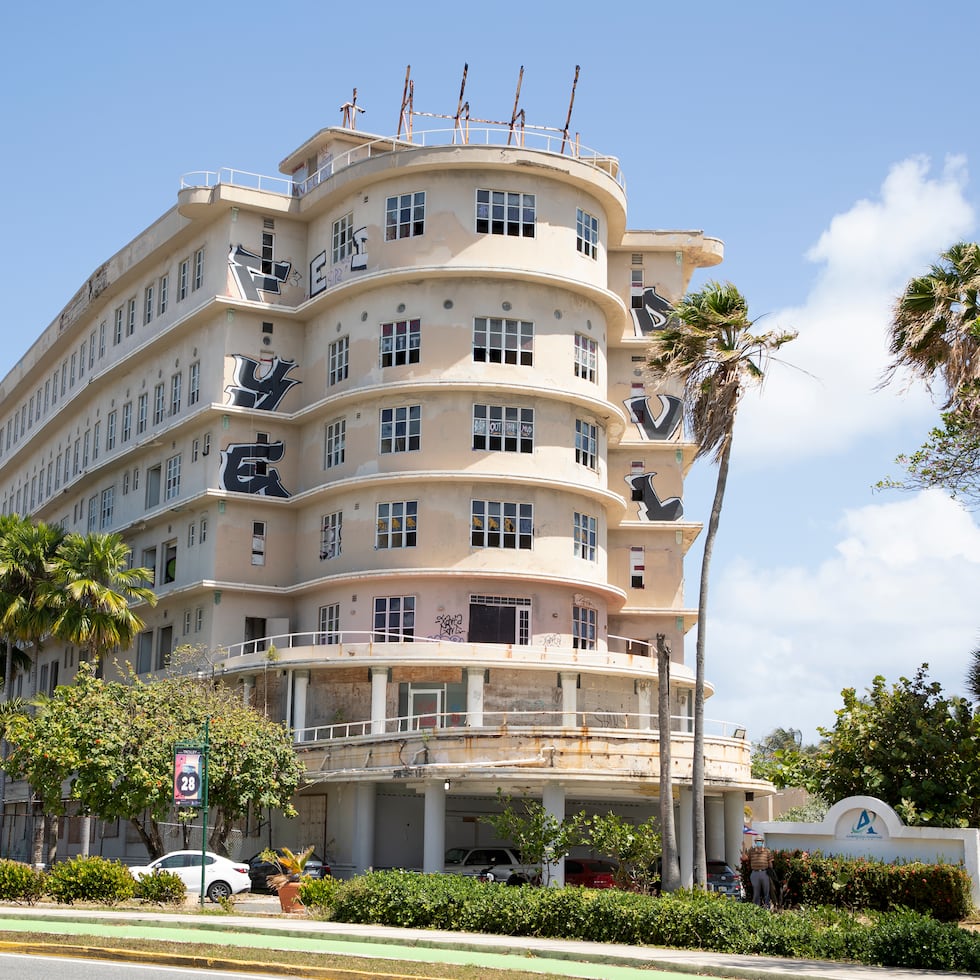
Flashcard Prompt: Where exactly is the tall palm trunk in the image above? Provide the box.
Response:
[692,429,733,889]
[657,633,680,892]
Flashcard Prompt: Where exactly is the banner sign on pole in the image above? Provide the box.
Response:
[173,748,204,808]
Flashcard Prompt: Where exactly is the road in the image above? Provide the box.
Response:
[0,952,279,980]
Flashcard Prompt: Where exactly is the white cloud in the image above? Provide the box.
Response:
[703,490,980,744]
[734,156,975,464]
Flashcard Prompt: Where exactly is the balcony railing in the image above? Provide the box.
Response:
[179,126,626,200]
[294,710,747,743]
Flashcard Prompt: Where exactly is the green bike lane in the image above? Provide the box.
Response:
[0,904,974,980]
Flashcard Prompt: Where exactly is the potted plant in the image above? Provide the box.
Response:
[260,845,315,912]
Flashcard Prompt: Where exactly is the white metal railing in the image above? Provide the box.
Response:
[293,710,747,743]
[179,126,626,200]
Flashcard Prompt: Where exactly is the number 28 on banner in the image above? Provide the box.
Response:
[173,750,203,807]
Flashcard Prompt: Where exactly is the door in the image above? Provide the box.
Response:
[468,603,516,643]
[410,688,442,729]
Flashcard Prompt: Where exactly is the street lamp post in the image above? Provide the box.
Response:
[173,716,210,907]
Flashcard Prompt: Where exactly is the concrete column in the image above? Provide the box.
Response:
[352,783,376,874]
[636,680,653,730]
[293,670,310,741]
[705,796,725,862]
[541,782,566,886]
[560,672,579,727]
[678,787,693,889]
[241,675,255,706]
[370,668,388,735]
[723,791,745,871]
[422,780,447,873]
[465,668,485,727]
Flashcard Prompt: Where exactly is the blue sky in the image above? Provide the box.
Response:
[3,1,979,742]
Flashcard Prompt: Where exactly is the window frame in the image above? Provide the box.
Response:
[475,188,535,237]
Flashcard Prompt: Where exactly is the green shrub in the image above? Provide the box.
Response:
[133,869,186,905]
[864,909,980,972]
[0,860,45,904]
[45,856,136,905]
[298,875,341,915]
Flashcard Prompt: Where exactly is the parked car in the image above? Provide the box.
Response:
[707,859,745,899]
[564,857,618,888]
[129,850,251,902]
[246,849,330,893]
[444,846,536,883]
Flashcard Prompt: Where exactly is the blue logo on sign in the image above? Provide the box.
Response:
[850,810,879,836]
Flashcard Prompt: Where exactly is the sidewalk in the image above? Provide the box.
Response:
[0,899,974,980]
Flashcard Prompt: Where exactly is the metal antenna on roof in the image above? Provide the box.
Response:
[340,89,365,130]
[453,63,469,144]
[559,65,580,154]
[507,66,525,146]
[397,66,414,140]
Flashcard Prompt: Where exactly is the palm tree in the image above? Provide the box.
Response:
[646,281,795,888]
[656,633,680,892]
[47,532,156,667]
[884,241,980,420]
[966,647,980,704]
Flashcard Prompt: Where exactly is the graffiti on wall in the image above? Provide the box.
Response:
[626,472,683,522]
[431,612,464,642]
[309,226,369,297]
[229,244,293,302]
[225,355,301,411]
[624,393,683,440]
[218,441,290,497]
[630,287,674,336]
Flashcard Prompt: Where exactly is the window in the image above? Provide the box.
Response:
[88,332,96,369]
[380,319,421,367]
[385,191,425,240]
[195,607,203,631]
[476,189,535,237]
[324,419,346,469]
[630,546,645,589]
[100,486,114,529]
[133,466,140,491]
[575,419,598,470]
[202,432,211,456]
[260,231,275,274]
[630,268,644,309]
[72,437,80,475]
[145,464,161,508]
[188,361,200,406]
[376,501,417,549]
[332,212,354,264]
[114,306,123,345]
[106,411,117,451]
[162,540,177,584]
[153,384,165,425]
[165,454,181,500]
[373,596,415,642]
[473,317,533,366]
[158,274,169,315]
[99,321,106,358]
[192,248,204,290]
[573,512,597,561]
[178,258,189,301]
[192,438,199,462]
[156,625,173,670]
[199,515,208,543]
[82,429,90,468]
[70,353,77,387]
[328,336,349,385]
[122,401,132,442]
[122,470,129,495]
[574,333,597,383]
[470,500,532,550]
[576,208,599,259]
[170,372,182,415]
[144,284,154,325]
[472,404,533,453]
[141,546,158,585]
[320,511,342,560]
[136,631,153,673]
[187,521,196,547]
[91,422,100,461]
[127,297,137,336]
[572,605,597,650]
[78,343,86,379]
[251,521,266,565]
[380,405,421,454]
[87,494,97,532]
[137,394,148,434]
[183,609,191,634]
[318,603,341,644]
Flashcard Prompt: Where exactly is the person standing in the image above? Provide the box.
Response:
[748,837,774,906]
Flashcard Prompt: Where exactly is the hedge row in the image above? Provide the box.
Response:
[299,870,980,973]
[739,850,972,921]
[0,857,185,905]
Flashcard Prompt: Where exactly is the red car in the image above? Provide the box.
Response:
[564,858,618,888]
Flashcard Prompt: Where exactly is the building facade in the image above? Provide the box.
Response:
[0,120,766,881]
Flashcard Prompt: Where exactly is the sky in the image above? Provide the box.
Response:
[2,1,979,743]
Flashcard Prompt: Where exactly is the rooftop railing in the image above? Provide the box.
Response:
[179,126,626,199]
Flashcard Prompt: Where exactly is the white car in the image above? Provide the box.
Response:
[129,850,251,902]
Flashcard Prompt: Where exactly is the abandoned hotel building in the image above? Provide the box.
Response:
[0,106,767,883]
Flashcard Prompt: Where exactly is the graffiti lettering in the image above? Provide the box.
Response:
[224,354,300,411]
[219,441,290,497]
[626,473,683,522]
[229,244,292,302]
[624,393,683,440]
[434,612,464,641]
[630,286,674,336]
[310,250,328,297]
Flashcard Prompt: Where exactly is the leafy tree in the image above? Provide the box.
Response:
[2,664,305,858]
[585,812,661,893]
[769,666,980,827]
[480,793,587,884]
[750,726,821,781]
[646,281,796,886]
